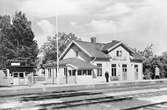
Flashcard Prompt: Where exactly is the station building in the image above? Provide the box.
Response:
[44,38,143,84]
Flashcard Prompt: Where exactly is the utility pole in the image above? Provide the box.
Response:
[55,2,59,84]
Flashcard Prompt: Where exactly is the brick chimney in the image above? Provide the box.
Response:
[90,37,96,43]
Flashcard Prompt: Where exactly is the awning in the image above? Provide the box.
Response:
[44,58,98,69]
[60,58,98,69]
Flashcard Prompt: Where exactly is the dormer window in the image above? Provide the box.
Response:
[116,50,122,57]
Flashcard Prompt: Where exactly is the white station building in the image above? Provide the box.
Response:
[44,37,143,84]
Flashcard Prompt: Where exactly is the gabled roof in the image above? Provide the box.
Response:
[74,40,109,59]
[102,40,121,51]
[60,39,143,62]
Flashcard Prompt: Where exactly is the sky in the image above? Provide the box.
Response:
[0,0,167,55]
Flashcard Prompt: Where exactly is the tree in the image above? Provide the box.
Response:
[0,11,39,68]
[135,44,167,79]
[0,15,16,68]
[134,44,154,79]
[136,44,154,59]
[12,12,38,60]
[41,32,80,63]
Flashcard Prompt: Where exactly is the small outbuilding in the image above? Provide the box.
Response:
[6,58,36,85]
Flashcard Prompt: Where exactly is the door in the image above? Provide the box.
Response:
[134,65,138,80]
[68,70,76,84]
[13,72,19,85]
[12,72,25,85]
[122,64,127,80]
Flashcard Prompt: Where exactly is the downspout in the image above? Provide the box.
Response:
[65,64,68,84]
[91,57,97,79]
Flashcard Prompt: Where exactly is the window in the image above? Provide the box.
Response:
[88,70,92,75]
[19,73,24,78]
[122,64,127,73]
[111,64,117,76]
[76,51,79,57]
[83,70,87,75]
[78,70,82,75]
[116,50,122,57]
[13,73,18,77]
[97,64,102,76]
[68,70,72,76]
[67,70,76,76]
[134,65,138,80]
[78,70,92,76]
[72,70,76,76]
[134,65,138,72]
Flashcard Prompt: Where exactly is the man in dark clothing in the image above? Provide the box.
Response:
[105,72,109,82]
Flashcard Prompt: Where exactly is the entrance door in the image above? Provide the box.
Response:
[122,64,127,80]
[134,65,138,80]
[67,70,76,84]
[12,72,25,85]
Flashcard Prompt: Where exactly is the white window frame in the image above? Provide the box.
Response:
[111,64,117,76]
[97,63,102,76]
[116,50,122,57]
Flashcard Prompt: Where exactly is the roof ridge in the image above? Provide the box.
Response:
[74,39,105,45]
[105,40,121,44]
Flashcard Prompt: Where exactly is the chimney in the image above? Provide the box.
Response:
[90,37,96,43]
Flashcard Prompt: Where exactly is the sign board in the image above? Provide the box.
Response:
[11,63,20,66]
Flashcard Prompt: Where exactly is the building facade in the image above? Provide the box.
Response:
[44,38,143,84]
[6,58,35,85]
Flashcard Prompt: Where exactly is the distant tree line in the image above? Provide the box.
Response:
[0,11,39,69]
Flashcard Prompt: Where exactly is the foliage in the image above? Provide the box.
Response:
[135,44,167,79]
[0,11,39,68]
[135,44,154,59]
[41,32,80,63]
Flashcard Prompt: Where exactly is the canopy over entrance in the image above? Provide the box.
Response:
[44,58,98,69]
[60,58,98,69]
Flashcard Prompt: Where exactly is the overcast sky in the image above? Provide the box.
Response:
[0,0,167,55]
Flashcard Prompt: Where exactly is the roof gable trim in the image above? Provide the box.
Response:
[59,41,93,60]
[108,43,133,55]
[73,41,93,57]
[66,64,77,69]
[107,42,122,52]
[59,41,73,60]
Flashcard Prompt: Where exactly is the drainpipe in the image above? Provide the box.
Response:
[91,57,97,79]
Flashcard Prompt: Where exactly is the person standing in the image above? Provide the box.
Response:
[155,66,160,79]
[105,72,109,82]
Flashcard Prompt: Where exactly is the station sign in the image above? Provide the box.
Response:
[11,63,20,66]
